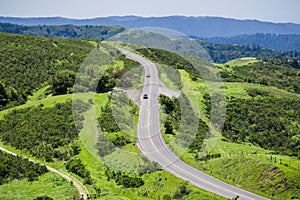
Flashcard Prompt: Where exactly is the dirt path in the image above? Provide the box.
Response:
[0,146,89,200]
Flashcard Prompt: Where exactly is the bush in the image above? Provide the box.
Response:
[223,97,300,156]
[65,158,93,185]
[0,100,89,161]
[0,32,94,104]
[50,70,76,95]
[0,150,48,185]
[105,168,144,188]
[33,196,54,200]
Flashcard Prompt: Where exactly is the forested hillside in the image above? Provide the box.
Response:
[0,31,299,199]
[222,96,300,157]
[0,100,89,161]
[1,23,300,64]
[220,57,300,93]
[0,150,48,184]
[201,33,300,51]
[198,41,300,63]
[0,23,125,40]
[1,16,300,38]
[0,32,94,109]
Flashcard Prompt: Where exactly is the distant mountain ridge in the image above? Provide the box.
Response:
[200,33,300,51]
[1,16,300,37]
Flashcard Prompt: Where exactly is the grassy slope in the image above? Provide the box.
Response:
[2,36,298,198]
[132,51,299,198]
[175,61,300,199]
[79,141,225,200]
[0,172,78,200]
[78,92,225,199]
[0,89,225,200]
[72,52,298,199]
[220,57,258,67]
[0,93,91,199]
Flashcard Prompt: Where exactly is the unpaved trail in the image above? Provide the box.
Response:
[0,146,89,199]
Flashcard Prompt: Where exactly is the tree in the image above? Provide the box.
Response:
[163,194,172,200]
[96,74,116,93]
[290,58,299,69]
[164,117,174,135]
[33,196,54,200]
[173,183,190,199]
[0,82,8,106]
[50,70,76,95]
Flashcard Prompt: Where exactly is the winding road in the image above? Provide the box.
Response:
[120,49,269,200]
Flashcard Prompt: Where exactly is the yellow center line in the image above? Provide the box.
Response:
[125,50,266,200]
[139,62,256,200]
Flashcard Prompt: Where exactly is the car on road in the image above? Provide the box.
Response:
[146,74,151,78]
[143,94,148,99]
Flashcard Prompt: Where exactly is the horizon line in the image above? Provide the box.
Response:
[0,15,299,25]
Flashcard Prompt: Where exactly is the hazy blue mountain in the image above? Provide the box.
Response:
[1,22,299,62]
[200,33,300,51]
[1,16,300,37]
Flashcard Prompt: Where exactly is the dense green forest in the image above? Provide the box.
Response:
[0,32,94,108]
[0,100,89,161]
[202,85,300,158]
[0,32,141,111]
[222,96,300,157]
[0,150,48,184]
[2,23,300,65]
[0,22,125,40]
[136,48,201,81]
[220,57,300,94]
[201,33,300,51]
[198,41,300,63]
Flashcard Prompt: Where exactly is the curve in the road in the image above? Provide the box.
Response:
[119,49,269,200]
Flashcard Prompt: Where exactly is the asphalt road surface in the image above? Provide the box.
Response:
[119,49,269,200]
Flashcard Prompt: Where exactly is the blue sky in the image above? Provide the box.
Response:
[0,0,300,24]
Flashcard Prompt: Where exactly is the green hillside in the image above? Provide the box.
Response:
[179,58,300,199]
[133,46,299,199]
[219,57,300,94]
[0,34,227,200]
[0,32,95,109]
[0,32,299,199]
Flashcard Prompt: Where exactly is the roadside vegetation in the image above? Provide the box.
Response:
[178,56,300,199]
[0,172,78,200]
[0,100,89,161]
[198,40,300,63]
[0,31,299,199]
[219,56,300,94]
[138,47,300,199]
[159,94,209,156]
[0,150,48,184]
